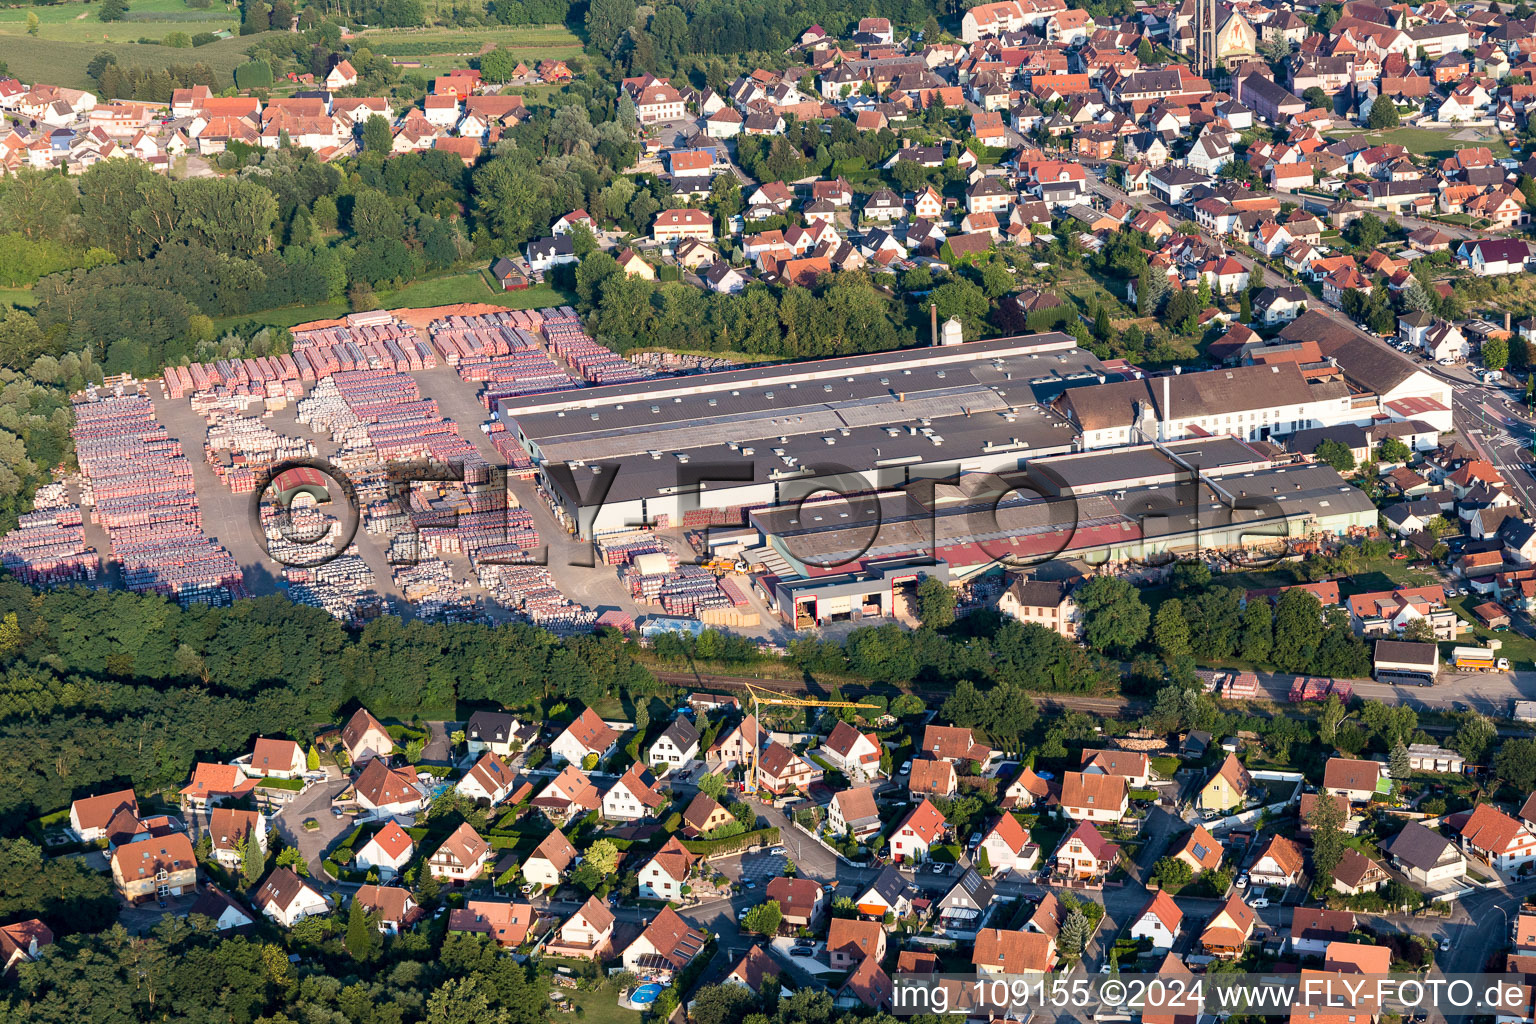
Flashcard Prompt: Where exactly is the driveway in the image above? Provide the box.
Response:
[273,777,353,879]
[421,720,457,765]
[119,890,200,935]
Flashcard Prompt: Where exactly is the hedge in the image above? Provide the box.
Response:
[680,826,780,858]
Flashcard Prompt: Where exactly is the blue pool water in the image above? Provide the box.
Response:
[630,984,663,1006]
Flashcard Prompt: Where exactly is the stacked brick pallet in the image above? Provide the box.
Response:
[472,561,594,635]
[487,422,535,476]
[431,310,578,402]
[72,391,245,605]
[392,558,462,603]
[623,563,731,616]
[284,552,378,624]
[288,316,436,381]
[541,307,654,385]
[408,489,539,557]
[163,355,306,401]
[0,483,98,584]
[204,414,317,493]
[328,369,488,482]
[594,531,672,566]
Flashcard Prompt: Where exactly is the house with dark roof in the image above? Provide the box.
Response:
[1385,821,1465,887]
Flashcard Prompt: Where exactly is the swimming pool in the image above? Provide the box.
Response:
[630,984,663,1006]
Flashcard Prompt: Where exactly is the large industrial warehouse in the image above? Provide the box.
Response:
[494,331,1111,536]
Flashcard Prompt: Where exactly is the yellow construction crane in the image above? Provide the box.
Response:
[743,683,879,796]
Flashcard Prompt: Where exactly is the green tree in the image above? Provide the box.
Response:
[1077,575,1150,657]
[1138,38,1154,62]
[1058,907,1090,961]
[697,772,727,801]
[1273,588,1324,672]
[1495,737,1536,791]
[585,838,620,877]
[1367,98,1400,128]
[98,0,128,21]
[1154,599,1192,659]
[345,896,381,962]
[362,115,392,153]
[1314,439,1355,473]
[1379,437,1411,463]
[1303,86,1330,110]
[916,576,957,628]
[1484,336,1510,372]
[1151,855,1192,892]
[1451,711,1496,763]
[241,830,263,885]
[1318,694,1347,745]
[26,12,38,35]
[306,744,320,771]
[1307,787,1346,881]
[742,899,782,935]
[1240,599,1273,662]
[1390,739,1410,779]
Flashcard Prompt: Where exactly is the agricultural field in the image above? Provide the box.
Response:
[0,29,284,91]
[0,0,239,42]
[352,23,581,76]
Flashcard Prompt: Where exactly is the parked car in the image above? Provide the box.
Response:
[791,946,815,957]
[1235,873,1249,889]
[1249,898,1270,909]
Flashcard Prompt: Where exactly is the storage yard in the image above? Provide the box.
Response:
[2,303,780,635]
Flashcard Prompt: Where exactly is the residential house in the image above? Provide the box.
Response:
[891,798,949,863]
[1457,239,1532,276]
[244,737,307,779]
[1385,821,1466,887]
[909,757,958,799]
[821,721,883,782]
[973,927,1056,975]
[355,821,415,880]
[637,836,696,899]
[545,895,615,959]
[828,785,883,840]
[649,718,700,771]
[447,900,533,947]
[354,759,426,819]
[1003,767,1052,809]
[526,236,576,272]
[1054,821,1120,879]
[709,715,759,767]
[533,765,602,822]
[727,945,782,991]
[996,577,1081,638]
[758,742,821,796]
[255,868,329,927]
[1406,744,1465,773]
[978,813,1039,876]
[353,885,421,935]
[921,725,994,768]
[1059,771,1129,824]
[1331,847,1388,895]
[1289,907,1357,955]
[456,753,519,808]
[766,876,824,933]
[615,248,655,280]
[936,868,997,934]
[1131,891,1184,952]
[1173,825,1224,876]
[1199,753,1252,813]
[111,832,197,904]
[828,917,887,969]
[621,905,708,980]
[1322,757,1384,804]
[185,886,255,932]
[180,762,257,810]
[69,789,138,842]
[429,823,491,882]
[602,764,667,822]
[551,708,619,766]
[341,708,393,764]
[1249,834,1305,886]
[1200,893,1256,958]
[207,807,265,871]
[1079,750,1151,787]
[682,792,734,837]
[652,209,715,245]
[1458,803,1536,870]
[854,866,914,920]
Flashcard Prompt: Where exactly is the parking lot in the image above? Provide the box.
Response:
[727,851,788,889]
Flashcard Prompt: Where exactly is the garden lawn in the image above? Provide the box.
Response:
[562,989,643,1024]
[1343,127,1512,161]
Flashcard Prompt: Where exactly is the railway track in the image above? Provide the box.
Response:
[649,669,1142,715]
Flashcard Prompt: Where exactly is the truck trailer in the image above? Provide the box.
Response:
[1451,646,1509,673]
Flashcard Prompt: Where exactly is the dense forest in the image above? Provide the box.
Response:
[0,576,1110,830]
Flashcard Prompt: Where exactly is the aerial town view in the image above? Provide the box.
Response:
[18,0,1536,1019]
